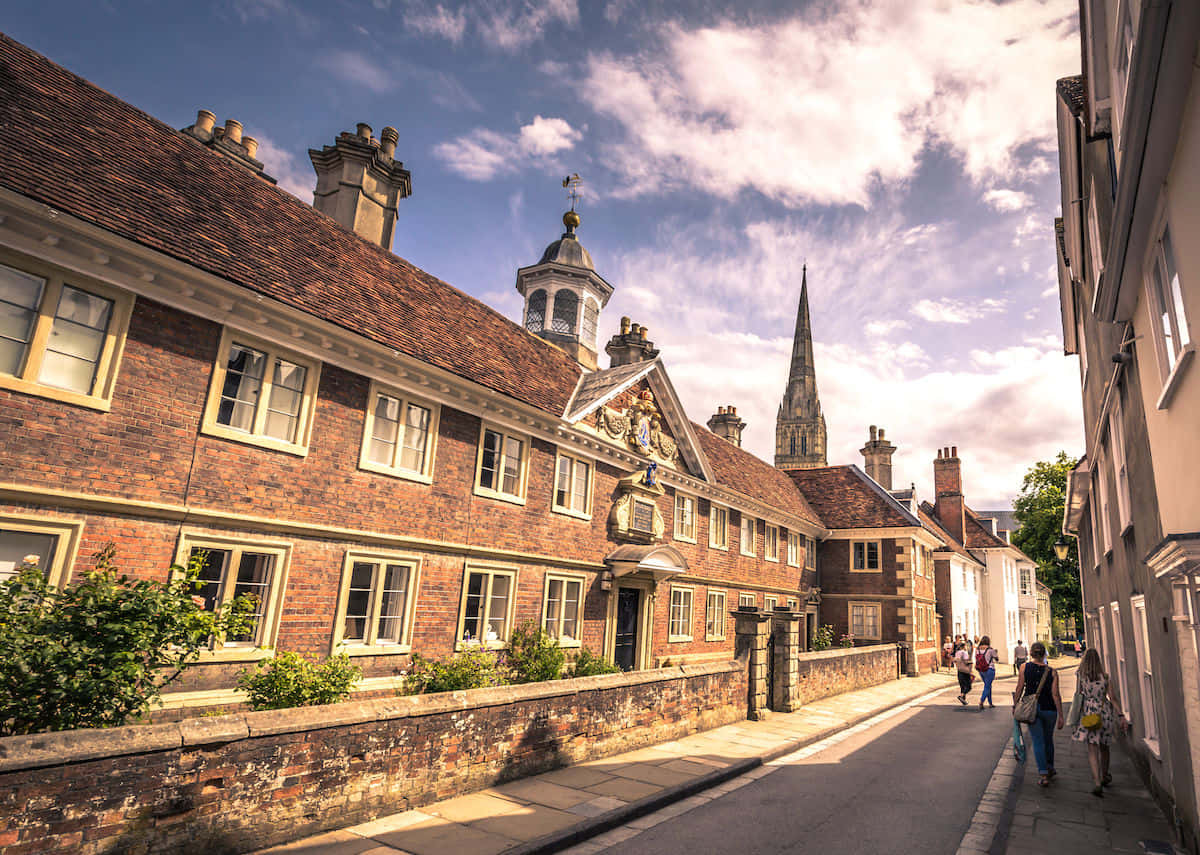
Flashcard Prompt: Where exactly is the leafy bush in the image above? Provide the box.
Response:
[0,545,254,735]
[811,624,835,651]
[839,633,855,648]
[568,647,621,678]
[237,651,361,710]
[404,647,504,694]
[505,620,565,683]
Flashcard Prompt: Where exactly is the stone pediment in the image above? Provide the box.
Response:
[563,360,712,482]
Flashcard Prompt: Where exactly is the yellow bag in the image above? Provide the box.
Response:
[1081,713,1102,731]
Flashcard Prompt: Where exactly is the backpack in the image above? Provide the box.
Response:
[975,649,991,672]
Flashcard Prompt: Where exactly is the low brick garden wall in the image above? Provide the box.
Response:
[794,643,899,706]
[0,660,747,855]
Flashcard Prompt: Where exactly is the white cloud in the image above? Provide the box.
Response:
[403,3,467,42]
[983,189,1034,212]
[912,298,1006,325]
[402,0,578,51]
[580,0,1078,207]
[865,319,910,337]
[318,51,399,95]
[247,134,312,201]
[435,115,581,180]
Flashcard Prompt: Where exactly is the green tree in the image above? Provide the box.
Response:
[237,651,361,710]
[1011,451,1081,630]
[0,545,255,735]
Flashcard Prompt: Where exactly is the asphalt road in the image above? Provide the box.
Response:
[601,680,1018,855]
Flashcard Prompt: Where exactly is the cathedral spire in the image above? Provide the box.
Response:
[775,265,828,469]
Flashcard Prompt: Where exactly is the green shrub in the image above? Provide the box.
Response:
[505,620,565,683]
[0,545,255,735]
[404,647,504,694]
[839,633,855,648]
[237,651,361,710]
[569,647,621,678]
[811,624,835,651]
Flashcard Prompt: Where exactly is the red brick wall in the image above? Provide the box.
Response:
[0,661,747,855]
[1,296,807,694]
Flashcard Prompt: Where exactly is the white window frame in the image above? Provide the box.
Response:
[473,423,530,505]
[332,550,420,655]
[1145,221,1194,406]
[739,592,757,609]
[787,597,798,610]
[705,589,727,641]
[1110,602,1131,723]
[709,505,729,550]
[358,381,439,483]
[456,565,517,650]
[851,540,881,571]
[1095,449,1113,556]
[0,253,135,412]
[1019,566,1033,597]
[764,525,780,562]
[674,492,697,543]
[805,536,817,571]
[175,532,292,661]
[201,327,321,456]
[739,514,756,557]
[1109,395,1132,532]
[787,532,801,567]
[542,572,586,647]
[764,595,778,611]
[669,584,695,642]
[552,450,592,520]
[849,601,881,640]
[0,512,85,589]
[1130,595,1159,751]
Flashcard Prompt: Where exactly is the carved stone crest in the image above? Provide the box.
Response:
[609,466,665,544]
[595,389,679,465]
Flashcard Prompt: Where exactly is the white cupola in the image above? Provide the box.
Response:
[516,209,613,371]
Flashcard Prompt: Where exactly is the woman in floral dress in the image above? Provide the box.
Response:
[1072,648,1127,796]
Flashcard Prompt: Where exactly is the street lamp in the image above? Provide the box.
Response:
[1053,537,1070,562]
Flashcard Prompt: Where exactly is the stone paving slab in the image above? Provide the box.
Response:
[258,671,962,855]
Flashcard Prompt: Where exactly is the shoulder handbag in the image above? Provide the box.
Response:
[1067,686,1083,729]
[1014,665,1052,724]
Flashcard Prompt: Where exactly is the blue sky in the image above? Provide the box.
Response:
[5,0,1084,507]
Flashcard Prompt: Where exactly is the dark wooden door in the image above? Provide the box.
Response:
[614,588,640,671]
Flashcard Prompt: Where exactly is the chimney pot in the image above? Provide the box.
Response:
[242,136,259,159]
[640,327,648,341]
[380,126,398,158]
[224,119,243,144]
[195,109,216,135]
[718,406,725,415]
[870,425,877,441]
[951,446,957,457]
[731,406,737,415]
[357,122,372,140]
[620,316,631,335]
[878,428,885,440]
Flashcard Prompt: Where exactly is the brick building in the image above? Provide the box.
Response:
[0,35,836,710]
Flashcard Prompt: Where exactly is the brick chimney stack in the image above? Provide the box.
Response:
[933,446,965,545]
[707,405,746,447]
[181,109,275,183]
[309,123,411,250]
[605,317,660,367]
[859,425,896,490]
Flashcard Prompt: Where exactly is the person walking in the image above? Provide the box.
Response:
[954,641,974,705]
[1014,641,1064,787]
[942,636,954,672]
[1013,639,1028,676]
[976,635,998,709]
[1071,648,1128,796]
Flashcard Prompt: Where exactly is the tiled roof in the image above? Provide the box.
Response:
[0,34,583,415]
[1057,75,1087,119]
[964,509,1011,550]
[691,425,821,528]
[786,466,917,529]
[918,503,979,563]
[564,361,654,422]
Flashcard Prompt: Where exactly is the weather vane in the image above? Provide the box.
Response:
[562,173,582,211]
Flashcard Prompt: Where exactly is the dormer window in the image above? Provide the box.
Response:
[551,290,578,334]
[525,289,546,332]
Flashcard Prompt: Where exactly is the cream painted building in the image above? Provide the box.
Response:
[1056,2,1200,849]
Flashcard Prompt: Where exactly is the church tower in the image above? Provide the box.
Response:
[775,266,828,469]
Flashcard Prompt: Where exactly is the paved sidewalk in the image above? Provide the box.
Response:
[995,664,1179,855]
[258,670,960,855]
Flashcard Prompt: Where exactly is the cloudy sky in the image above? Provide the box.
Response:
[6,0,1084,507]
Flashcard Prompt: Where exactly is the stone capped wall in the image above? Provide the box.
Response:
[793,643,899,705]
[0,660,747,855]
